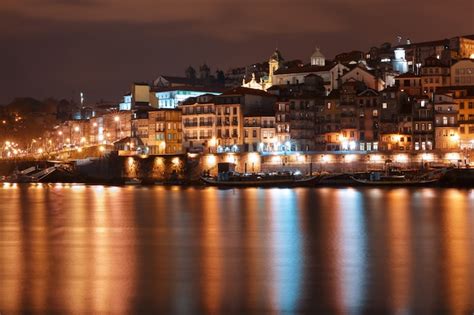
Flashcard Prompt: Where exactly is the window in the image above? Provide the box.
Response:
[382,102,387,109]
[443,117,448,125]
[252,130,257,137]
[372,110,378,117]
[359,143,365,151]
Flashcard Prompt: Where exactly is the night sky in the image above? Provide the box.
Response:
[1,0,472,104]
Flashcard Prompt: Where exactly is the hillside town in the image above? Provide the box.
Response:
[2,34,474,170]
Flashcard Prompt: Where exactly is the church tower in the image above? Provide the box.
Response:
[268,48,284,85]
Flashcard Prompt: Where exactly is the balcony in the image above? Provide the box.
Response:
[199,122,213,127]
[183,122,198,127]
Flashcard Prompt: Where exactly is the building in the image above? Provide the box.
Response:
[438,86,474,149]
[433,93,459,150]
[392,48,409,74]
[243,109,277,152]
[412,97,434,151]
[212,87,276,152]
[151,86,222,109]
[395,73,422,96]
[450,59,474,86]
[148,109,183,155]
[340,65,385,91]
[180,94,217,152]
[420,56,450,97]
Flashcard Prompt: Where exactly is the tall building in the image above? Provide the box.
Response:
[433,93,459,150]
[180,94,217,152]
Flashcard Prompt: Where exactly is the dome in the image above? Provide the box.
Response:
[311,47,325,66]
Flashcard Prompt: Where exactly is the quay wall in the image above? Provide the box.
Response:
[1,150,471,183]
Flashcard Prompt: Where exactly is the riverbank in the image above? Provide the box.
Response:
[1,151,473,187]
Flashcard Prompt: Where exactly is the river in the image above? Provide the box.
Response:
[0,184,473,314]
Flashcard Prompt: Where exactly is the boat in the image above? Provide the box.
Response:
[350,171,440,186]
[200,171,319,187]
[124,178,142,185]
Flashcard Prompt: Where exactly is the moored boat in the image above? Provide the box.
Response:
[200,172,319,187]
[350,172,440,186]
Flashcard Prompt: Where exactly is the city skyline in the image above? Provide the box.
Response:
[1,0,473,103]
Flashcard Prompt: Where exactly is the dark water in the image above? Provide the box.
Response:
[0,184,473,315]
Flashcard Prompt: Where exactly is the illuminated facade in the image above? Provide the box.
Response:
[433,94,459,150]
[180,94,217,152]
[152,87,221,109]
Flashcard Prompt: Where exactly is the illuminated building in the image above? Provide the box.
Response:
[148,109,183,155]
[151,86,222,109]
[180,94,217,152]
[243,110,276,152]
[433,93,459,150]
[214,87,276,153]
[412,96,434,151]
[392,48,409,74]
[437,86,474,149]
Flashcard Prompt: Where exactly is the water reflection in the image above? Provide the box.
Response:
[0,185,473,314]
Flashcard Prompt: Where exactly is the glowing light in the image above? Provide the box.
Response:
[296,154,305,163]
[225,154,236,163]
[172,157,180,166]
[395,154,408,163]
[321,155,330,163]
[345,154,356,163]
[37,148,43,154]
[99,146,105,152]
[370,154,382,162]
[445,152,461,161]
[74,126,80,132]
[451,134,460,142]
[422,153,434,161]
[248,152,260,164]
[209,137,217,147]
[114,116,120,122]
[206,154,217,166]
[271,155,281,164]
[349,141,356,151]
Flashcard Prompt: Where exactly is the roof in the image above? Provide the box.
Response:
[395,72,420,79]
[274,63,335,75]
[180,94,217,105]
[244,106,276,117]
[357,88,379,97]
[159,76,194,85]
[151,85,225,93]
[395,38,449,49]
[220,86,276,98]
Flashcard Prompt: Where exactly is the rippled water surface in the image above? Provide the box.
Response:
[0,184,473,314]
